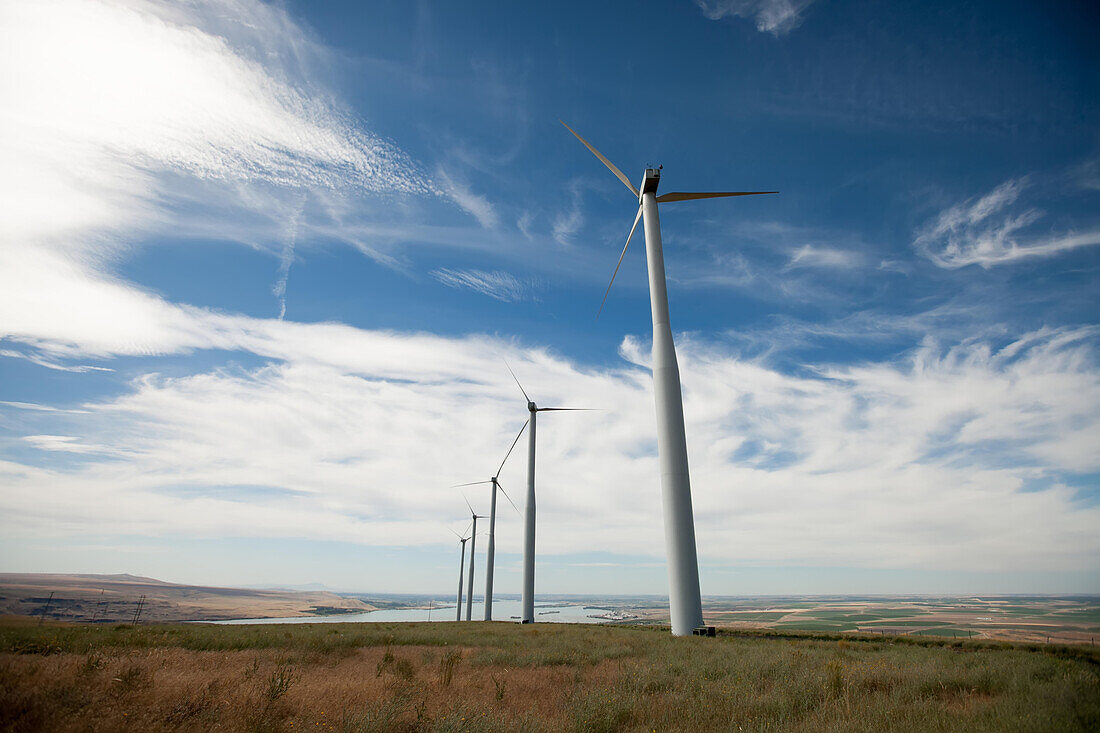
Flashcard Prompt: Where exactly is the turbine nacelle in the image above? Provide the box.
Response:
[560,120,777,320]
[640,167,661,196]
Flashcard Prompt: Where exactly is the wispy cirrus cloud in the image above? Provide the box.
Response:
[915,177,1100,268]
[21,435,113,455]
[430,268,535,302]
[666,219,871,306]
[273,198,306,320]
[0,0,434,336]
[435,166,499,229]
[0,0,429,237]
[0,402,90,414]
[785,244,864,270]
[1073,156,1100,192]
[552,181,584,245]
[0,349,114,373]
[695,0,815,35]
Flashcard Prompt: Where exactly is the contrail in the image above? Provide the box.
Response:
[273,198,306,320]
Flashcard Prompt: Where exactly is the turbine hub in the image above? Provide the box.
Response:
[528,401,537,411]
[640,167,661,196]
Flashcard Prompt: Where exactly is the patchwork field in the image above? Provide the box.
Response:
[1,618,1097,732]
[695,596,1100,645]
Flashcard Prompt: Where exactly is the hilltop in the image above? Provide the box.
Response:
[0,573,373,623]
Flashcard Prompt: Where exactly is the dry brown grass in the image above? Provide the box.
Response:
[0,645,606,731]
[1,620,1097,732]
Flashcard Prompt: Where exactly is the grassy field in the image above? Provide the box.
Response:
[1,618,1097,732]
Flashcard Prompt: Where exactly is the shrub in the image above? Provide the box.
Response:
[264,664,297,702]
[439,649,461,688]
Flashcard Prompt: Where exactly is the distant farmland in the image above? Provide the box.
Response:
[5,575,1097,647]
[695,596,1100,645]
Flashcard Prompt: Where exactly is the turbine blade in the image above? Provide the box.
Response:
[560,120,639,197]
[503,359,530,402]
[452,480,493,488]
[496,420,529,477]
[462,492,474,515]
[655,191,778,203]
[448,527,463,540]
[598,205,643,320]
[495,481,522,515]
[537,407,597,411]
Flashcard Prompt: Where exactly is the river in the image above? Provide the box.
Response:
[211,599,610,625]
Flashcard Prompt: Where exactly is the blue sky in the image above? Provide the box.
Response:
[0,0,1097,596]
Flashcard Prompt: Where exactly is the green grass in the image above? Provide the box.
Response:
[858,620,955,629]
[1052,609,1100,623]
[906,628,977,638]
[0,620,654,663]
[706,611,790,622]
[774,620,859,632]
[806,610,930,621]
[1,620,1098,731]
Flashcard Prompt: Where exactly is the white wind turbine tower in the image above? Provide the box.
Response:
[453,421,528,621]
[449,525,471,622]
[504,363,593,625]
[562,121,777,636]
[462,498,486,622]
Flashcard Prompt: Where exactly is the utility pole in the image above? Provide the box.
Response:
[91,589,105,623]
[38,592,54,626]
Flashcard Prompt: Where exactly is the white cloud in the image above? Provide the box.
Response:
[695,0,815,35]
[1,403,64,413]
[665,220,868,303]
[0,0,444,358]
[1072,157,1100,192]
[786,244,863,269]
[0,349,113,373]
[0,0,428,198]
[552,182,584,245]
[0,0,433,335]
[915,177,1100,268]
[22,435,114,455]
[517,211,535,239]
[272,198,306,320]
[2,317,1097,576]
[435,167,499,229]
[430,268,534,302]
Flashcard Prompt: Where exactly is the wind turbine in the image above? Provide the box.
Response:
[449,525,471,622]
[504,363,593,625]
[462,497,487,621]
[561,120,777,636]
[454,421,528,621]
